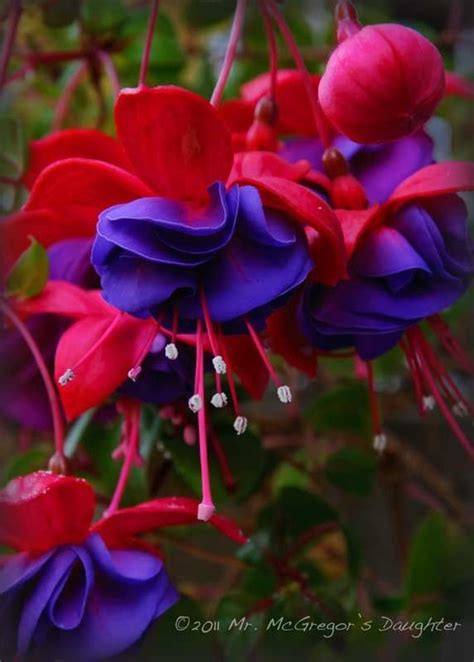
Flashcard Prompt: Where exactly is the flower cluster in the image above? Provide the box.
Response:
[1,0,473,658]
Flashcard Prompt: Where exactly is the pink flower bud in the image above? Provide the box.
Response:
[319,24,445,143]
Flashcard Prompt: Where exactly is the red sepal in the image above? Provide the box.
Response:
[24,129,131,189]
[228,151,311,186]
[0,471,95,553]
[115,86,234,202]
[336,207,381,258]
[266,297,318,378]
[219,99,255,134]
[388,161,474,205]
[92,496,247,547]
[25,158,153,235]
[444,72,474,99]
[220,335,270,400]
[55,312,158,420]
[14,282,111,319]
[236,176,347,285]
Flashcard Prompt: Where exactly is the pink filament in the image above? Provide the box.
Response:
[106,401,141,515]
[428,315,474,374]
[366,361,382,437]
[200,289,223,393]
[219,329,241,416]
[406,329,473,459]
[0,0,22,90]
[209,427,236,493]
[245,318,282,387]
[210,0,248,106]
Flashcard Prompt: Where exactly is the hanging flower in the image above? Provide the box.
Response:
[0,471,245,660]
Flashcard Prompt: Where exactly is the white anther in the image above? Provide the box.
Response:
[188,394,202,413]
[453,401,468,418]
[211,392,228,409]
[277,385,292,404]
[127,366,142,382]
[373,433,387,452]
[165,343,179,360]
[212,355,227,374]
[422,395,436,412]
[233,415,248,435]
[58,368,75,386]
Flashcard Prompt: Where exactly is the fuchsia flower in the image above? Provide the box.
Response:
[318,3,446,144]
[0,471,245,660]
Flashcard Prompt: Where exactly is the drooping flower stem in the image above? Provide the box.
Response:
[260,0,279,102]
[106,400,142,516]
[1,301,65,460]
[210,0,248,106]
[52,62,88,132]
[0,0,21,90]
[138,0,160,87]
[266,0,332,147]
[98,50,121,98]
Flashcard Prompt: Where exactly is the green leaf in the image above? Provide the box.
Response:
[325,448,377,496]
[305,381,371,438]
[81,0,125,33]
[64,408,96,458]
[6,237,49,299]
[163,423,271,503]
[405,513,448,597]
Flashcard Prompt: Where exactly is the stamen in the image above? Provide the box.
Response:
[245,318,287,402]
[233,415,248,435]
[422,395,436,412]
[58,368,75,386]
[373,433,387,453]
[138,0,160,87]
[453,401,469,418]
[406,328,474,459]
[212,355,227,374]
[277,385,293,403]
[428,315,474,374]
[188,394,202,413]
[195,319,215,521]
[127,366,142,382]
[219,329,245,422]
[165,342,179,360]
[211,392,228,408]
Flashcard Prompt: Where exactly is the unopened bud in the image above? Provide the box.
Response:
[322,147,348,178]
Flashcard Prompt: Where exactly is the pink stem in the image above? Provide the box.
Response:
[98,50,121,98]
[266,0,332,147]
[196,320,215,517]
[52,62,88,132]
[138,0,160,87]
[0,0,21,90]
[1,301,65,457]
[261,0,278,101]
[210,0,247,106]
[106,401,141,515]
